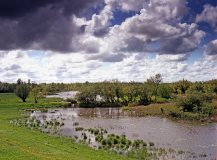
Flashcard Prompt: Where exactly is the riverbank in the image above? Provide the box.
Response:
[21,106,217,159]
[0,93,131,160]
[123,101,217,123]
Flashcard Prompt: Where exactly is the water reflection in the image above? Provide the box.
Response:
[31,107,217,159]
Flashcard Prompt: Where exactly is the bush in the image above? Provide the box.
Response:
[170,111,182,118]
[76,87,97,105]
[201,103,215,116]
[176,92,213,112]
[158,85,172,99]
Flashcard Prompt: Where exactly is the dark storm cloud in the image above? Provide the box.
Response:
[120,37,147,52]
[158,38,197,54]
[87,53,126,62]
[0,0,100,52]
[0,0,58,18]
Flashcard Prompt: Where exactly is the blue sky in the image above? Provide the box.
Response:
[0,0,216,83]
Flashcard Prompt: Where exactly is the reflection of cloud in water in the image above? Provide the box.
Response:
[30,107,217,159]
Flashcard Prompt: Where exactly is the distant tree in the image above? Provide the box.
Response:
[76,86,97,107]
[17,78,22,85]
[174,79,191,94]
[101,82,116,103]
[15,79,30,102]
[121,84,134,105]
[31,84,43,103]
[147,74,163,102]
[112,80,123,103]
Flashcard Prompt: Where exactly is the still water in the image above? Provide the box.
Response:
[31,107,217,159]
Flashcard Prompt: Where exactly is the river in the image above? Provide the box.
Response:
[31,107,217,160]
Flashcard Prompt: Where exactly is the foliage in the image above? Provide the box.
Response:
[173,79,191,94]
[175,92,214,115]
[1,77,217,115]
[15,79,30,102]
[187,82,205,93]
[76,86,98,107]
[0,82,16,93]
[157,84,172,99]
[147,74,162,102]
[75,82,152,107]
[31,84,44,103]
[138,85,150,105]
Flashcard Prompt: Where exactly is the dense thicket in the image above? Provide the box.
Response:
[1,78,216,96]
[0,82,16,93]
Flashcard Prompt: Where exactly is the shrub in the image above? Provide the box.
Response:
[201,103,215,116]
[158,85,172,99]
[176,92,213,112]
[76,86,97,106]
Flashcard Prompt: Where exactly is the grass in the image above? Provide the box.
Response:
[124,103,179,116]
[124,98,217,122]
[0,93,132,160]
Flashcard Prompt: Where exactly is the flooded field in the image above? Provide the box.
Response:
[29,107,217,160]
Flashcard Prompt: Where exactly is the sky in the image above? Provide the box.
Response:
[0,0,217,83]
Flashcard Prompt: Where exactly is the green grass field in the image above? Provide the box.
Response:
[0,93,132,160]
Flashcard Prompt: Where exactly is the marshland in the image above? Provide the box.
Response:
[1,77,217,159]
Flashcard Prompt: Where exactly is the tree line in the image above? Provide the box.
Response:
[1,75,217,107]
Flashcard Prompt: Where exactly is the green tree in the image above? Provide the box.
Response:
[31,85,43,103]
[147,74,162,102]
[174,79,191,94]
[138,84,150,105]
[15,79,30,102]
[76,86,97,107]
[101,82,116,103]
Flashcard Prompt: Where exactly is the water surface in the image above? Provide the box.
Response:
[31,107,217,159]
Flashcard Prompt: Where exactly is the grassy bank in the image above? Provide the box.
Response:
[124,101,217,122]
[123,103,177,116]
[0,93,131,160]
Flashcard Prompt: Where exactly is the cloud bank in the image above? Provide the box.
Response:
[0,0,216,82]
